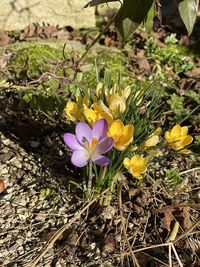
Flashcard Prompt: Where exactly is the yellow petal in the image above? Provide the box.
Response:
[171,124,181,138]
[83,108,97,126]
[180,135,193,147]
[109,95,126,117]
[145,136,159,147]
[179,148,192,154]
[123,157,130,169]
[153,127,162,136]
[165,131,171,142]
[65,101,80,121]
[130,155,140,165]
[180,126,188,136]
[109,120,124,137]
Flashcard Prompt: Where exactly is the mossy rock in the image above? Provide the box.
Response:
[7,44,63,82]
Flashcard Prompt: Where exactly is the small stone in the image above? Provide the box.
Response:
[6,187,13,194]
[1,139,10,146]
[13,161,22,169]
[90,243,96,250]
[3,193,13,201]
[0,164,8,175]
[9,242,20,251]
[58,150,64,156]
[30,140,40,148]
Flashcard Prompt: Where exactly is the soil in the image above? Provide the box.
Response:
[0,24,200,267]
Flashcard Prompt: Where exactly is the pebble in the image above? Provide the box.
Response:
[30,140,40,148]
[3,193,13,200]
[1,139,10,146]
[13,160,22,169]
[9,242,20,251]
[0,164,8,175]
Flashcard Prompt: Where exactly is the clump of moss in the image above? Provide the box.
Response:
[7,45,62,82]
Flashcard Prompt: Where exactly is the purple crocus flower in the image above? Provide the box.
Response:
[63,119,114,167]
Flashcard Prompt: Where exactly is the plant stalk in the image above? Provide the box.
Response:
[87,160,93,196]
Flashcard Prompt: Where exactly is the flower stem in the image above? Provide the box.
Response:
[87,160,93,196]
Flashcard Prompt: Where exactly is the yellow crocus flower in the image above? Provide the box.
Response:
[84,100,113,126]
[65,101,83,122]
[83,108,98,126]
[108,94,126,117]
[165,124,193,154]
[123,155,148,179]
[140,127,161,155]
[109,120,134,150]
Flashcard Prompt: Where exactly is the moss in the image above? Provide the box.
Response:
[7,44,63,82]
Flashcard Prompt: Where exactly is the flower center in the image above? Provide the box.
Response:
[84,137,99,155]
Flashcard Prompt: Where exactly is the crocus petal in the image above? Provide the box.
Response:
[181,135,193,146]
[180,126,188,136]
[92,119,108,140]
[63,133,83,151]
[93,137,114,155]
[76,122,92,144]
[180,148,192,154]
[123,157,130,169]
[171,124,181,138]
[71,149,89,167]
[92,154,110,166]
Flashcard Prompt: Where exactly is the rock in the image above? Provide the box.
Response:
[0,164,8,175]
[0,0,95,31]
[30,140,40,148]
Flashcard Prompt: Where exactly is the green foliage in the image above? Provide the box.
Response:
[164,170,186,190]
[85,0,199,41]
[178,0,197,35]
[194,135,200,146]
[185,90,200,105]
[144,37,195,78]
[167,93,189,118]
[115,0,154,41]
[40,187,60,206]
[8,45,62,81]
[19,80,66,114]
[164,34,178,45]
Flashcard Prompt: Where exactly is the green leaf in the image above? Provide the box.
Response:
[143,2,156,31]
[84,0,118,8]
[115,0,154,42]
[178,0,197,35]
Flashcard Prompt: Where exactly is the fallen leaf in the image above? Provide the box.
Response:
[160,209,174,231]
[0,179,5,193]
[103,234,116,253]
[185,68,200,78]
[181,207,192,230]
[0,31,11,46]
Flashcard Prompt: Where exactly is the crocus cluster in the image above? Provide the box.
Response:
[63,83,193,183]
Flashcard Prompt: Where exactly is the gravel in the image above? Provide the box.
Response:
[0,90,74,267]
